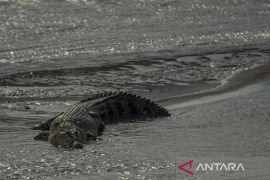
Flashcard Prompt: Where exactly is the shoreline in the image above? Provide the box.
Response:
[157,61,270,107]
[1,67,270,180]
[1,61,270,119]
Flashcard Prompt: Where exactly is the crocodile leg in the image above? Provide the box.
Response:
[85,133,98,140]
[30,112,63,130]
[88,111,105,136]
[34,131,50,141]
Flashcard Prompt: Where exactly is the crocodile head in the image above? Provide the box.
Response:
[49,125,86,149]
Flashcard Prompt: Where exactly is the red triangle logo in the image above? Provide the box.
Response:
[178,160,194,175]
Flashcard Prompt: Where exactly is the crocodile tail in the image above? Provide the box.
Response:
[88,92,170,124]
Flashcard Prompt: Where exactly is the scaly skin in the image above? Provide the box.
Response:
[31,92,170,149]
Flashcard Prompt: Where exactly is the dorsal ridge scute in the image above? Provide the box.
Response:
[88,91,170,123]
[80,91,118,103]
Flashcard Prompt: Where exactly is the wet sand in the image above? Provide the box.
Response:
[172,80,270,180]
[1,0,270,179]
[0,62,270,179]
[158,62,270,106]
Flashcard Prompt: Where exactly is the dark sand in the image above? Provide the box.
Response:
[158,62,270,107]
[0,0,270,179]
[0,62,270,179]
[172,80,270,180]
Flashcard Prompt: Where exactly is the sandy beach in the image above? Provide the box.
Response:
[170,80,270,179]
[0,64,270,179]
[1,0,270,179]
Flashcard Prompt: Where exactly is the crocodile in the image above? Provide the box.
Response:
[31,92,170,149]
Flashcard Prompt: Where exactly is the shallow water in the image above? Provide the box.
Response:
[0,0,270,179]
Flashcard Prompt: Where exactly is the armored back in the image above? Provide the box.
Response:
[82,92,170,124]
